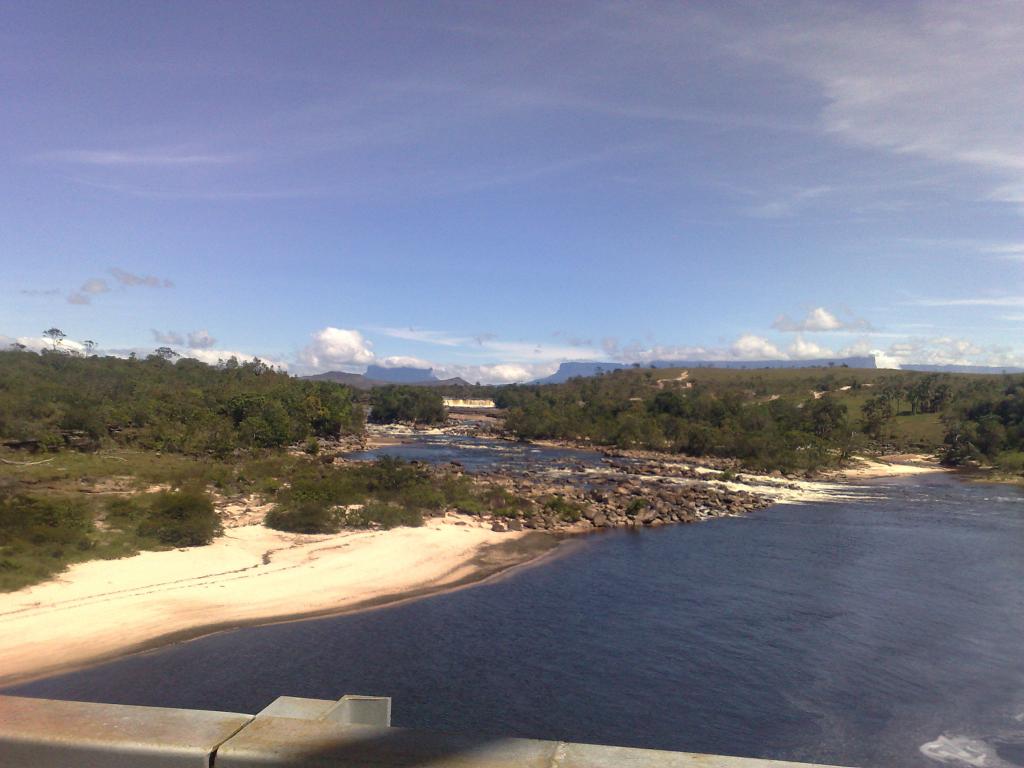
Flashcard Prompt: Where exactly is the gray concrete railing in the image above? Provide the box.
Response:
[0,693,851,768]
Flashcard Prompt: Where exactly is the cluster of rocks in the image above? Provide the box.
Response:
[461,466,771,533]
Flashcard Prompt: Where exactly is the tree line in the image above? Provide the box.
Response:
[0,347,363,455]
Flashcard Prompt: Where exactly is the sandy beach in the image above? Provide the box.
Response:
[837,453,947,479]
[0,518,555,686]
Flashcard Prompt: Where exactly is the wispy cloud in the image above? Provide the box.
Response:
[910,296,1024,308]
[982,243,1024,260]
[732,2,1024,210]
[150,328,218,350]
[39,148,242,167]
[110,268,174,288]
[772,307,872,333]
[747,186,834,219]
[374,327,467,347]
[152,329,185,346]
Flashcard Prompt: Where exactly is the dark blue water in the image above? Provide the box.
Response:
[348,434,603,473]
[7,473,1024,768]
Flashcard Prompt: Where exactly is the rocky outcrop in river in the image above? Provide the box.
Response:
[429,461,772,533]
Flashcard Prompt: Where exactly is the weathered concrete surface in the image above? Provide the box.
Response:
[322,694,392,727]
[216,718,560,768]
[560,742,847,768]
[0,693,855,768]
[256,696,338,721]
[0,694,251,767]
[255,694,392,727]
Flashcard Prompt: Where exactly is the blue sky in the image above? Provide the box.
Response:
[2,1,1021,381]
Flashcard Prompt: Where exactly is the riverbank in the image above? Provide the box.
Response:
[0,444,945,687]
[0,517,557,687]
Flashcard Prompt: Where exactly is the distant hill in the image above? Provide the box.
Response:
[534,362,628,383]
[535,356,877,384]
[302,371,387,390]
[364,364,437,383]
[413,376,472,388]
[901,363,1024,374]
[301,370,470,389]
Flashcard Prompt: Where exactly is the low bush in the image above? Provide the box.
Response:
[0,491,95,590]
[137,488,220,547]
[343,502,423,530]
[265,501,342,534]
[544,496,584,522]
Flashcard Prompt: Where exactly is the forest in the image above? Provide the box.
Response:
[0,347,363,455]
[493,366,1024,473]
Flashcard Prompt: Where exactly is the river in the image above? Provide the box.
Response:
[5,438,1024,768]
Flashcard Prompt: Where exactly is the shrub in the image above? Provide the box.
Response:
[0,492,92,552]
[0,492,95,590]
[265,501,342,534]
[544,496,584,522]
[994,450,1024,474]
[344,502,423,530]
[626,498,650,514]
[104,496,146,526]
[137,489,220,547]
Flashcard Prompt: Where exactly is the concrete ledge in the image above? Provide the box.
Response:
[0,695,251,767]
[0,694,854,768]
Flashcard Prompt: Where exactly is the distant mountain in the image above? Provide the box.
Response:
[649,355,878,371]
[901,364,1024,374]
[534,356,877,384]
[301,370,471,389]
[364,365,437,383]
[534,361,628,384]
[302,371,386,390]
[414,376,472,387]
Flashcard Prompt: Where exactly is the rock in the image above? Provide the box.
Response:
[507,519,523,531]
[592,511,609,527]
[637,509,657,524]
[491,521,507,532]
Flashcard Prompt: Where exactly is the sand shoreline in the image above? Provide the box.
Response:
[0,520,562,688]
[0,452,944,688]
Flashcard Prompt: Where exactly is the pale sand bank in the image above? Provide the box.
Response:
[0,519,554,686]
[840,454,946,479]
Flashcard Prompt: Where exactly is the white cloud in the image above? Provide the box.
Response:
[874,335,1024,369]
[81,278,110,295]
[299,327,375,370]
[787,336,834,359]
[434,362,560,385]
[376,355,433,369]
[67,292,91,305]
[7,334,85,354]
[772,307,871,332]
[730,334,782,360]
